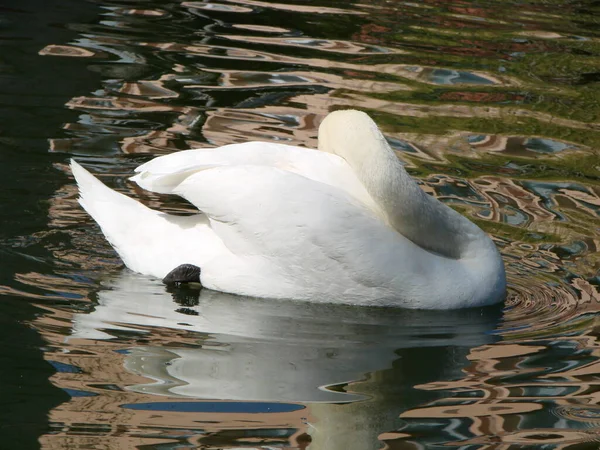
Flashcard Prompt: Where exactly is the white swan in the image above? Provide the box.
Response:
[70,110,506,309]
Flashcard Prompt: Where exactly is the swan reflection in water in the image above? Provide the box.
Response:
[70,272,502,449]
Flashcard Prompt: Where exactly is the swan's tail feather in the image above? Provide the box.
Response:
[71,159,158,241]
[70,159,222,279]
[70,159,168,276]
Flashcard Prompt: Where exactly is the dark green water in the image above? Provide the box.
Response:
[0,0,599,448]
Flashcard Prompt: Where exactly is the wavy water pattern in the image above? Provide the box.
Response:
[0,0,598,448]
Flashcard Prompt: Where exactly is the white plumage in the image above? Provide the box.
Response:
[71,110,506,309]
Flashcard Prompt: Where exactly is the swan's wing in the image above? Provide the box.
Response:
[130,142,379,214]
[172,165,401,300]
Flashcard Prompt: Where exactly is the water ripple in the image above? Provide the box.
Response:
[9,0,600,448]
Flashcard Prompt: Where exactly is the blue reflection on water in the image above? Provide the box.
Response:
[122,401,305,413]
[428,68,496,85]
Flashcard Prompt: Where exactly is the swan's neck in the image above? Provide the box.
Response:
[319,111,493,260]
[360,142,488,259]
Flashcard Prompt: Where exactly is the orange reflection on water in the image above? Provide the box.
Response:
[220,0,366,15]
[39,45,97,58]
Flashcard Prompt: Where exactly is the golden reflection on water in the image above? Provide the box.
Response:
[20,0,600,448]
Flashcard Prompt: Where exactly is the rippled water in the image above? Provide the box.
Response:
[1,0,599,448]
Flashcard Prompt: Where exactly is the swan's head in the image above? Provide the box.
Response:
[318,110,392,169]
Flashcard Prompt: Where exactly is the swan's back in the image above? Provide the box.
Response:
[171,164,504,308]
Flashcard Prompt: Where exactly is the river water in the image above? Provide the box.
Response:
[0,0,599,448]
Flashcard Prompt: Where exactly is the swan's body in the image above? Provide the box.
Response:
[71,110,506,309]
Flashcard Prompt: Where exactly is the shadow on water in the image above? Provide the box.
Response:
[0,0,599,448]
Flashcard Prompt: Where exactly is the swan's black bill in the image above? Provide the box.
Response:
[162,264,202,286]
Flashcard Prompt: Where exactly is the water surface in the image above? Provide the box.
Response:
[1,0,599,448]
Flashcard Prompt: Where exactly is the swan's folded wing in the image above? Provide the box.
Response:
[133,142,331,179]
[172,165,400,298]
[131,143,378,213]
